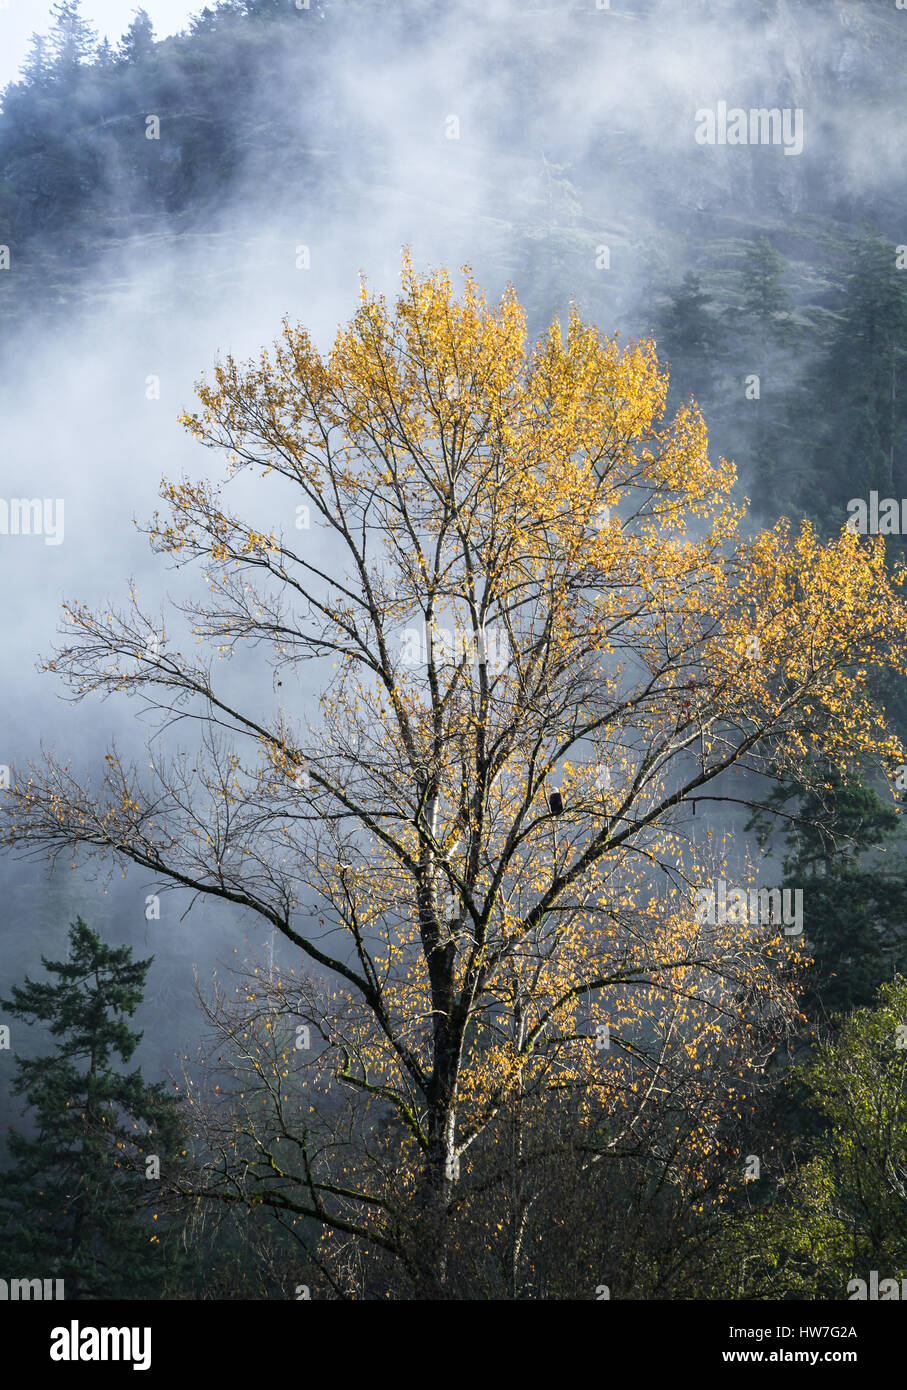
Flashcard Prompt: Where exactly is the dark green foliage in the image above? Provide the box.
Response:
[657,272,719,373]
[790,238,907,534]
[706,978,907,1299]
[739,235,793,340]
[0,0,319,262]
[0,918,188,1298]
[748,761,907,1017]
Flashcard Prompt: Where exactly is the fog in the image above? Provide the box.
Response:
[1,0,904,1125]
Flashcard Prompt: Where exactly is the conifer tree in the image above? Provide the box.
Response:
[47,1,99,75]
[749,762,907,1017]
[792,237,907,531]
[740,235,792,340]
[19,34,54,88]
[0,918,186,1298]
[94,36,117,70]
[660,271,715,363]
[118,9,156,66]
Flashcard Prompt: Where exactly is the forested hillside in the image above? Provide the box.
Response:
[4,0,907,533]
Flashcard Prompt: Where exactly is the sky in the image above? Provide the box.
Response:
[0,0,198,88]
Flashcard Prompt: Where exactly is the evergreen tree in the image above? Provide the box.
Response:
[731,237,794,506]
[838,239,907,498]
[188,0,245,31]
[794,237,907,532]
[0,918,187,1298]
[19,34,54,87]
[655,271,721,406]
[658,271,715,363]
[94,36,117,70]
[242,0,298,16]
[187,6,220,35]
[118,9,156,66]
[749,761,907,1017]
[740,235,792,340]
[47,1,99,76]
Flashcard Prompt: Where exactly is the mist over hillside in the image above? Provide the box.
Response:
[2,0,907,1307]
[2,0,904,1141]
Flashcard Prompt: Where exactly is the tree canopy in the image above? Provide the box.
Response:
[4,257,907,1292]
